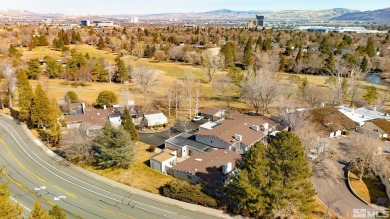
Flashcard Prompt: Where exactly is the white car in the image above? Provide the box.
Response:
[192,115,204,122]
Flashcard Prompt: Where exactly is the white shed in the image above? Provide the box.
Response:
[144,113,168,127]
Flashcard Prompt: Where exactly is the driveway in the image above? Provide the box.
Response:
[139,120,202,147]
[312,134,376,218]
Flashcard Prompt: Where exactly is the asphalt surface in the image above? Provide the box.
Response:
[0,116,229,219]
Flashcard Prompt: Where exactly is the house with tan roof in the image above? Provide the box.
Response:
[194,114,277,154]
[360,119,390,138]
[199,107,226,121]
[172,149,240,186]
[64,104,120,135]
[150,148,177,174]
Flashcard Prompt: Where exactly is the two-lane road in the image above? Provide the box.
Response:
[0,116,229,219]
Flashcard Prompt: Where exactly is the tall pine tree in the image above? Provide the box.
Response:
[121,107,139,141]
[29,201,50,219]
[0,182,23,218]
[17,69,34,123]
[267,131,316,216]
[31,85,52,128]
[114,56,127,83]
[242,37,255,68]
[27,58,41,79]
[365,37,376,58]
[49,205,66,219]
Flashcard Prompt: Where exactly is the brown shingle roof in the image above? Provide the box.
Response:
[64,108,115,128]
[195,114,277,146]
[200,107,223,116]
[173,149,240,184]
[371,119,390,134]
[309,107,357,132]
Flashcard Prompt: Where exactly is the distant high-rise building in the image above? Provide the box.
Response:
[256,15,264,27]
[80,20,91,26]
[130,16,139,24]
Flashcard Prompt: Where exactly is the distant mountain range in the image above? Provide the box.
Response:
[331,7,390,21]
[0,8,389,22]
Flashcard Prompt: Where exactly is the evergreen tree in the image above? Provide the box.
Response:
[71,30,77,44]
[267,131,316,216]
[27,58,41,79]
[365,37,376,58]
[383,34,389,44]
[363,85,377,104]
[0,182,23,218]
[96,90,118,108]
[8,44,22,58]
[29,201,50,219]
[49,205,66,219]
[31,85,52,128]
[76,32,82,42]
[92,62,109,82]
[121,107,139,141]
[227,141,269,216]
[227,67,244,85]
[63,33,70,45]
[255,36,263,52]
[220,41,237,68]
[320,36,331,54]
[17,69,34,123]
[92,123,137,169]
[279,53,288,72]
[242,37,255,68]
[38,35,49,46]
[114,56,127,83]
[262,38,272,52]
[45,56,64,78]
[66,91,78,103]
[325,53,336,74]
[97,36,105,50]
[360,55,369,72]
[295,46,303,63]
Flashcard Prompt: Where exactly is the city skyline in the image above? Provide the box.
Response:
[0,0,388,15]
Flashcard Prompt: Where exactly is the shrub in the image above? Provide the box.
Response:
[160,180,217,208]
[66,91,78,103]
[343,130,350,136]
[148,145,156,152]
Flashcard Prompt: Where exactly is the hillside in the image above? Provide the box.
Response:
[332,7,390,21]
[268,8,357,20]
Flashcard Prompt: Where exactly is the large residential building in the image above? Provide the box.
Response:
[80,20,91,26]
[195,114,277,154]
[171,149,240,185]
[130,16,139,24]
[256,15,265,27]
[93,20,114,27]
[338,106,390,126]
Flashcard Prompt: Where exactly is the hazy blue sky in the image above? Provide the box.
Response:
[0,0,388,15]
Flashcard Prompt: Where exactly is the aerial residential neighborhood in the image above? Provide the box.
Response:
[0,0,389,219]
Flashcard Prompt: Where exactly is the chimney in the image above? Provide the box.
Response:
[103,105,107,110]
[320,102,325,108]
[251,125,260,132]
[234,134,242,142]
[373,106,377,111]
[262,123,269,130]
[81,102,86,114]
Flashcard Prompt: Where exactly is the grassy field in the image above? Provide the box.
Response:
[349,172,388,204]
[84,142,174,194]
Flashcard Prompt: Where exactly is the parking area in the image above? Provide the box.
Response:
[139,120,203,148]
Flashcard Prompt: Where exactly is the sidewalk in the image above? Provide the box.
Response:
[9,114,237,219]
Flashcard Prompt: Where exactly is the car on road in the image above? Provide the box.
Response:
[192,115,204,122]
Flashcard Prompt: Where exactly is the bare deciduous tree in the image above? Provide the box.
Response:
[132,41,145,59]
[240,69,279,115]
[0,63,16,108]
[59,128,94,165]
[214,75,234,108]
[201,50,224,83]
[348,133,383,181]
[133,66,158,108]
[327,65,365,106]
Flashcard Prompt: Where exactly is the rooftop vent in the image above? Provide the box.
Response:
[195,158,202,162]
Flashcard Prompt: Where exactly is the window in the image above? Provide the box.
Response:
[211,140,213,144]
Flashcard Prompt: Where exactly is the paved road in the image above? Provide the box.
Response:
[0,116,232,219]
[312,135,377,218]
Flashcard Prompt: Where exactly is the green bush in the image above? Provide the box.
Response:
[343,130,350,136]
[66,91,78,103]
[160,180,217,208]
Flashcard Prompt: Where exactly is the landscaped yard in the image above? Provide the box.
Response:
[349,171,388,205]
[84,142,174,194]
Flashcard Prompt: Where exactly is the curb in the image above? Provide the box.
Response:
[2,114,233,219]
[346,170,370,205]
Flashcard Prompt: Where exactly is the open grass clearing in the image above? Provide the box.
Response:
[83,142,174,194]
[349,171,388,204]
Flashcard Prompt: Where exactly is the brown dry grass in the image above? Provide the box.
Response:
[84,142,174,194]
